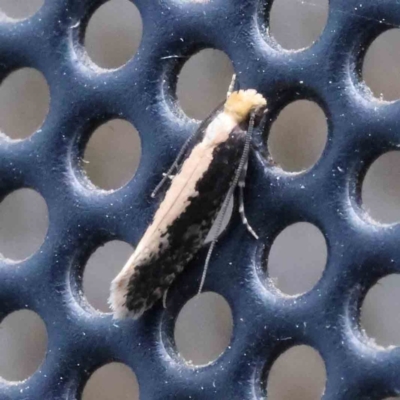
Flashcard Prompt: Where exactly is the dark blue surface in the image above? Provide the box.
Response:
[0,0,400,399]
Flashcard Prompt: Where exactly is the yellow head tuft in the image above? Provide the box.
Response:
[224,89,267,123]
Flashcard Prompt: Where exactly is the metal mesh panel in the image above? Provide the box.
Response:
[0,0,399,399]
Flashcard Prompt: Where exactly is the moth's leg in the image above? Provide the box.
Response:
[162,287,169,309]
[151,131,197,198]
[226,74,237,98]
[238,160,259,240]
[162,173,175,180]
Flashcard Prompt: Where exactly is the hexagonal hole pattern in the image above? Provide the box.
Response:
[0,1,399,399]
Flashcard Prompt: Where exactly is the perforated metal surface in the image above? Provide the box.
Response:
[0,0,399,399]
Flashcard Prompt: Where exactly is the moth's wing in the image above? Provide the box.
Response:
[111,124,248,319]
[177,101,225,169]
[152,101,226,199]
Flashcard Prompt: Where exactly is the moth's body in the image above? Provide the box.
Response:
[110,89,267,319]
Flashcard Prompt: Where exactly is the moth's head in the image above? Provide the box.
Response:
[224,89,267,124]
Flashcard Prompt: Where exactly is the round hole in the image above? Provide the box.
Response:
[267,222,327,296]
[174,292,233,366]
[361,274,400,348]
[0,0,43,20]
[82,362,139,400]
[266,345,326,399]
[268,0,328,50]
[83,119,141,190]
[362,29,400,102]
[362,151,400,224]
[268,100,328,172]
[0,68,50,140]
[84,0,142,69]
[83,241,134,313]
[177,49,234,120]
[0,310,47,381]
[0,189,48,261]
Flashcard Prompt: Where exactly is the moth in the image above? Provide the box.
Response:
[109,78,267,319]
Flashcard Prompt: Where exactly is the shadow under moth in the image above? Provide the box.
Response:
[109,82,267,319]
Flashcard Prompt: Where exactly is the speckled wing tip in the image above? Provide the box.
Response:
[109,270,144,320]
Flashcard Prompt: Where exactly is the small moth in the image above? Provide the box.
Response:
[109,80,267,319]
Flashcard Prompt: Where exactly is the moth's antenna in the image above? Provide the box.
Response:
[238,174,259,240]
[198,109,258,294]
[162,287,169,309]
[151,132,196,198]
